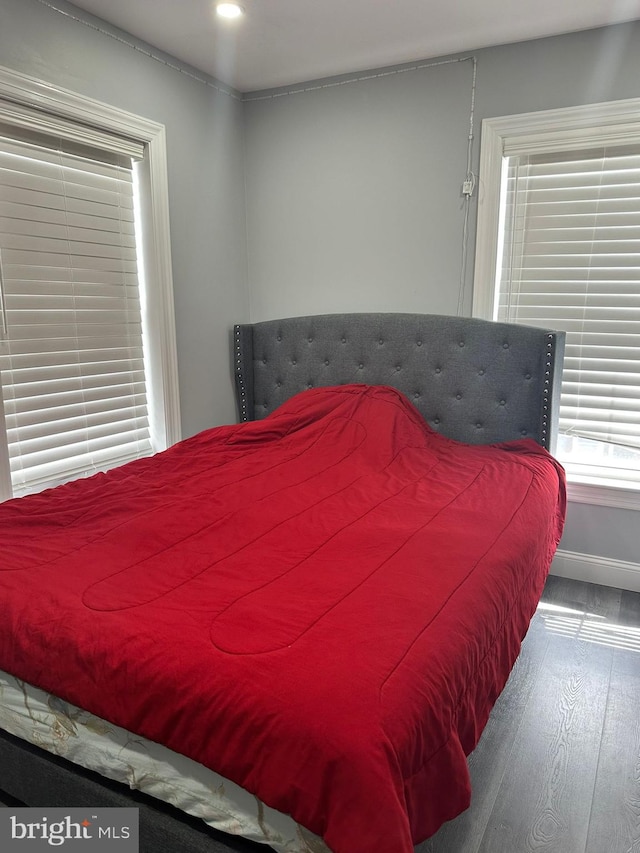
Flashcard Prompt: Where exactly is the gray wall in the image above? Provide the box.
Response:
[243,23,640,575]
[244,58,474,319]
[0,0,249,437]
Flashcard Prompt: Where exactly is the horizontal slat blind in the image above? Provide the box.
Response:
[497,144,640,451]
[0,133,151,495]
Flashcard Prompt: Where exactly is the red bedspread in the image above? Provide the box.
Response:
[0,384,565,853]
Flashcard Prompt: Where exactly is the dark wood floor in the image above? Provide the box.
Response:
[419,575,640,853]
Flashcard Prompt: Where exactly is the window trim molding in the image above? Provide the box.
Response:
[0,64,181,498]
[472,97,640,511]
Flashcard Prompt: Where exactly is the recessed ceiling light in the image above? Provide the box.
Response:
[216,2,244,19]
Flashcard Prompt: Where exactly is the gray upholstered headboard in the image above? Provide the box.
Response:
[233,313,565,452]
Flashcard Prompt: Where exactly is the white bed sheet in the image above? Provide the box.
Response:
[0,669,328,853]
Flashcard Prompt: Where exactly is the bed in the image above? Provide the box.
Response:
[0,312,566,853]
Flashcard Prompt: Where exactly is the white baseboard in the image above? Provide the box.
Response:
[551,549,640,593]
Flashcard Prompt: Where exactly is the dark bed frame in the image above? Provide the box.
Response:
[0,312,565,853]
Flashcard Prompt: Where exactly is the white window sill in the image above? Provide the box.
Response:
[565,478,640,511]
[558,434,640,510]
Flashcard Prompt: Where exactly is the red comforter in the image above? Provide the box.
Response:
[0,384,565,853]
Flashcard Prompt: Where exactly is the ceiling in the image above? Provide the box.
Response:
[67,0,640,93]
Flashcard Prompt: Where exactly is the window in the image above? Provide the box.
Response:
[473,99,640,508]
[0,65,180,500]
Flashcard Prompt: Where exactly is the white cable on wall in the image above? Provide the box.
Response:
[34,0,241,100]
[242,55,476,102]
[458,56,478,316]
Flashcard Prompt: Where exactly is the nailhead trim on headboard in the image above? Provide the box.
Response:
[540,334,555,449]
[234,325,248,422]
[232,314,565,452]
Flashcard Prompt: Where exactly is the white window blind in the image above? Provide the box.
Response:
[0,130,152,496]
[497,144,640,485]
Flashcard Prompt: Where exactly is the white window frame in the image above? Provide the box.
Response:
[473,97,640,511]
[0,65,181,499]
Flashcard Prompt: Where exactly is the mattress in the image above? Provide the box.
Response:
[0,669,327,852]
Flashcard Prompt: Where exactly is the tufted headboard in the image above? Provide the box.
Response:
[233,313,565,452]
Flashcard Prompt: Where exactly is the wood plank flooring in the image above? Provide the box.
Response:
[419,575,640,853]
